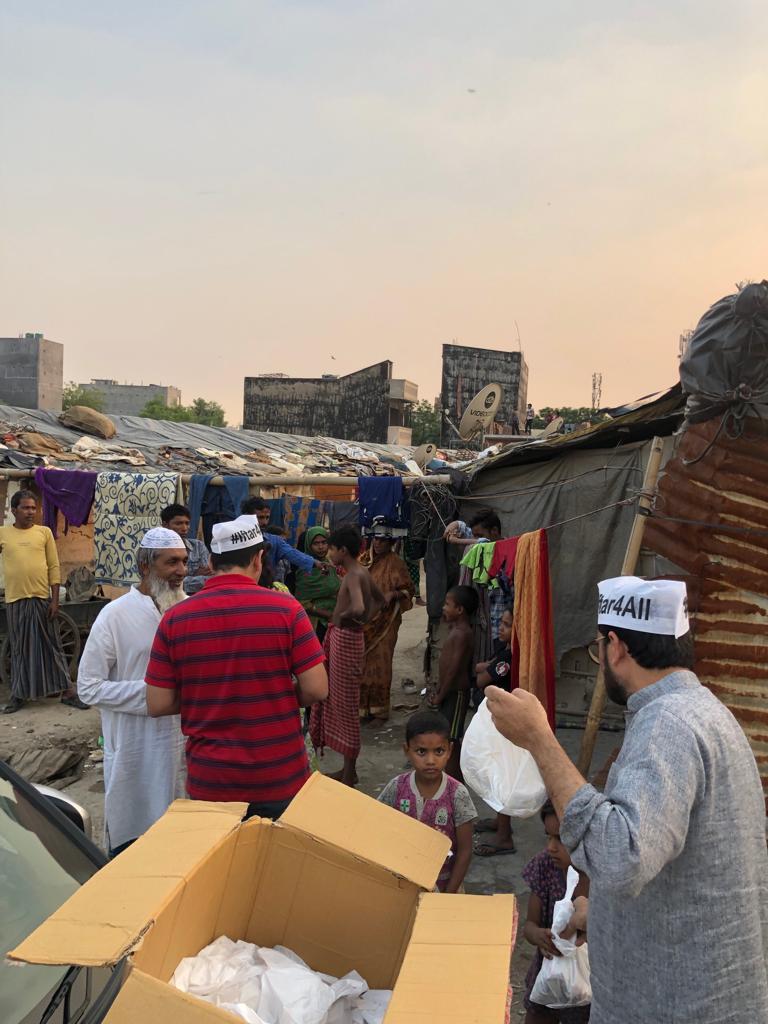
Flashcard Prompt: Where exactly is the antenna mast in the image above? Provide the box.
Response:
[591,372,603,411]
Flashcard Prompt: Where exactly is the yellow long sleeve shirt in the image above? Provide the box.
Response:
[0,525,61,603]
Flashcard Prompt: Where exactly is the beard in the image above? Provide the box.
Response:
[603,660,629,707]
[148,573,187,613]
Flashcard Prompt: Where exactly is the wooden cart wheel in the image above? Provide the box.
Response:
[0,609,82,687]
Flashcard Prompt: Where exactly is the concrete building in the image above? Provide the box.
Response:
[79,379,182,417]
[440,343,528,445]
[243,361,417,444]
[0,334,64,412]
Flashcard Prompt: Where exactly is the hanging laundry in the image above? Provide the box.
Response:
[187,474,214,539]
[93,472,179,586]
[509,529,556,728]
[358,476,404,528]
[460,541,498,587]
[33,467,97,537]
[282,494,330,547]
[489,537,520,580]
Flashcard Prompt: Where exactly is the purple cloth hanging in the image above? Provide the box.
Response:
[33,467,98,538]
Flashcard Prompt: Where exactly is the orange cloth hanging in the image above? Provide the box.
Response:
[509,529,556,728]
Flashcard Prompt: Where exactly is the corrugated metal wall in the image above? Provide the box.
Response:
[644,416,768,802]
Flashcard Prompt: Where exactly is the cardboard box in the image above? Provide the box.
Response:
[11,774,515,1023]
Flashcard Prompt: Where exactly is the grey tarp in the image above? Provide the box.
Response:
[460,441,651,664]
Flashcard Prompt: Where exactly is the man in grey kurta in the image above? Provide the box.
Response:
[485,576,768,1024]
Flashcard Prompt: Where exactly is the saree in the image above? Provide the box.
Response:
[359,551,414,719]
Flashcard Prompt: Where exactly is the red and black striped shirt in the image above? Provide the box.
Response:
[145,575,324,803]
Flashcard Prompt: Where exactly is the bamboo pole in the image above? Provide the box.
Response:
[0,468,452,487]
[576,435,666,776]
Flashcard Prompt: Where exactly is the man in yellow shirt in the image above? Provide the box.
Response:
[0,490,88,713]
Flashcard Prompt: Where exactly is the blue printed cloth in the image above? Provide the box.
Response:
[94,472,179,586]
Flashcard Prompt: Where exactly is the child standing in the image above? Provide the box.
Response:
[427,585,478,780]
[474,606,516,857]
[522,800,590,1023]
[378,710,477,892]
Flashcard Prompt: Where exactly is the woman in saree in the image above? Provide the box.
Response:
[294,526,340,641]
[359,528,415,721]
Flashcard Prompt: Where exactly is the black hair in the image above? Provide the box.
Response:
[210,541,265,571]
[11,489,36,510]
[447,585,479,617]
[539,799,558,823]
[328,525,362,559]
[469,509,502,535]
[264,524,286,536]
[241,496,269,515]
[161,503,191,523]
[598,625,695,671]
[405,710,452,744]
[258,544,275,588]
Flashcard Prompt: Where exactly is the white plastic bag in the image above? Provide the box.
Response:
[529,867,591,1009]
[460,699,547,817]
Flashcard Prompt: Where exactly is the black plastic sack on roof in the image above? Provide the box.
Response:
[680,281,768,427]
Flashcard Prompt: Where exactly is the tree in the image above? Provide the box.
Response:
[532,406,606,430]
[410,400,441,445]
[62,382,105,412]
[139,397,227,427]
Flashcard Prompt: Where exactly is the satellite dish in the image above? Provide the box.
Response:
[541,416,564,438]
[412,442,436,468]
[457,383,503,441]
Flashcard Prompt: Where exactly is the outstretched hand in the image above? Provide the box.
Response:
[484,686,552,749]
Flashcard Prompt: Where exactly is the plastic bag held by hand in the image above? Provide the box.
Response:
[529,867,591,1009]
[460,699,547,818]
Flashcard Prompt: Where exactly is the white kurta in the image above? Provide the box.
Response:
[77,586,186,850]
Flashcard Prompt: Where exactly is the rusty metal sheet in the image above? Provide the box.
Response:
[644,417,768,803]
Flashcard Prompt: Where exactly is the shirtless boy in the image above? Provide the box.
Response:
[428,585,478,780]
[309,526,383,786]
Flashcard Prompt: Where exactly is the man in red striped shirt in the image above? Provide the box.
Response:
[146,515,328,819]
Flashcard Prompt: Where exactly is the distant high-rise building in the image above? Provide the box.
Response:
[0,333,63,412]
[79,379,182,416]
[440,343,528,444]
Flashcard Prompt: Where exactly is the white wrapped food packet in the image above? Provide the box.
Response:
[460,698,547,817]
[529,866,591,1009]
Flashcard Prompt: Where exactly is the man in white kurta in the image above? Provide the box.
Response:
[77,528,190,855]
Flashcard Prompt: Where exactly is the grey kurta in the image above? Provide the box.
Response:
[561,670,768,1024]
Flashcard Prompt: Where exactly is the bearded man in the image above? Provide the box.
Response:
[77,528,189,856]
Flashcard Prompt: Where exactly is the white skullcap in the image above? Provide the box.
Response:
[211,515,264,554]
[598,576,689,638]
[140,527,187,551]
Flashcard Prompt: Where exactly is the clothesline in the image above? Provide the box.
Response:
[462,464,644,502]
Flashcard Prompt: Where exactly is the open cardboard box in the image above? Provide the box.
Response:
[11,773,515,1023]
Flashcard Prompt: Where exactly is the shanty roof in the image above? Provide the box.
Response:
[0,404,447,478]
[466,384,685,477]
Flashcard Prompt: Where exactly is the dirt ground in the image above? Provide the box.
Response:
[0,597,620,1018]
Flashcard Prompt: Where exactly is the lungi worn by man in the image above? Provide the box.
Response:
[0,489,87,713]
[77,528,188,855]
[485,577,768,1024]
[309,525,384,787]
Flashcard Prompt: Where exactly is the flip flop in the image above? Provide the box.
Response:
[474,841,517,857]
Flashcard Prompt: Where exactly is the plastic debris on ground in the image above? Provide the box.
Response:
[171,936,392,1024]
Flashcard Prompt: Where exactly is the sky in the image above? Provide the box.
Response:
[1,1,766,425]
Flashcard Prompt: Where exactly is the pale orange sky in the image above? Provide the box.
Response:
[1,2,766,425]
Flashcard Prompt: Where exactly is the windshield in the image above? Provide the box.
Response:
[0,776,98,1024]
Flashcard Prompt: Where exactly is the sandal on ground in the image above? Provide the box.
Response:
[2,697,24,714]
[61,695,90,710]
[474,840,517,857]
